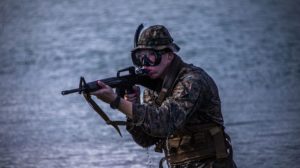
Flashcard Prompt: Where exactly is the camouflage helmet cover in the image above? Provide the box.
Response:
[132,25,180,52]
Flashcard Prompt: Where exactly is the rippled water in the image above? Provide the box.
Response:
[0,0,299,167]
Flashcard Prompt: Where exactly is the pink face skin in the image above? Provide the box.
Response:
[141,50,174,79]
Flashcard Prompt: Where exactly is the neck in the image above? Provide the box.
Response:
[160,63,171,79]
[161,54,183,80]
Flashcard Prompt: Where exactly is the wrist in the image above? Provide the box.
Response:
[110,96,121,109]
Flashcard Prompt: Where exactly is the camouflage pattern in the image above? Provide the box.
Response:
[131,64,224,137]
[126,59,235,167]
[132,25,180,52]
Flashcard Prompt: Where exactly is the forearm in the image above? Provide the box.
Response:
[131,101,186,137]
[127,123,159,147]
[116,97,133,119]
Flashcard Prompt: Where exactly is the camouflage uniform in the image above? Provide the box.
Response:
[128,25,236,168]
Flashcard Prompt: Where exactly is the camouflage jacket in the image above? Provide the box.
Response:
[127,59,224,148]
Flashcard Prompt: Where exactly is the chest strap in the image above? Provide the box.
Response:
[155,56,186,106]
[161,124,229,165]
[209,126,228,159]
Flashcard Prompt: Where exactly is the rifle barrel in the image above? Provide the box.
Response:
[61,88,81,95]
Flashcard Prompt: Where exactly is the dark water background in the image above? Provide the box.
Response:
[0,0,300,167]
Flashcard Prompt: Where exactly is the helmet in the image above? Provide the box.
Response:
[132,25,180,52]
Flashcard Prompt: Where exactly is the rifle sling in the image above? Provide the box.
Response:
[83,93,126,137]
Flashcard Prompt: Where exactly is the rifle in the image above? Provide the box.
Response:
[61,66,148,96]
[62,24,153,137]
[61,66,157,137]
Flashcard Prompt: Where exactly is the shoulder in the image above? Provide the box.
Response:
[178,64,206,86]
[179,64,218,89]
[172,65,206,98]
[180,64,220,100]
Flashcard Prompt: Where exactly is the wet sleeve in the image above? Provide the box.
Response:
[132,75,203,137]
[126,119,160,148]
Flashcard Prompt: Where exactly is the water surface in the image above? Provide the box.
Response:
[0,0,299,167]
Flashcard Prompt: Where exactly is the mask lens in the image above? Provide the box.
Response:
[134,50,159,66]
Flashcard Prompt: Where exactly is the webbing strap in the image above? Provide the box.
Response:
[209,127,228,159]
[106,120,127,125]
[155,88,168,105]
[155,56,185,106]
